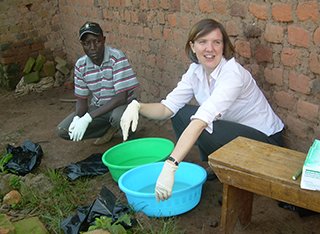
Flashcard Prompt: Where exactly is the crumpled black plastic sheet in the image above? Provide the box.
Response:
[64,153,109,181]
[60,186,134,234]
[5,140,43,176]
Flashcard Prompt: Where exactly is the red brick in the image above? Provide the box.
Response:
[167,13,177,27]
[181,0,195,13]
[199,0,213,13]
[152,25,162,39]
[272,3,293,22]
[288,25,310,48]
[255,45,273,63]
[264,24,283,43]
[274,91,295,109]
[313,27,320,45]
[264,67,283,86]
[249,3,268,20]
[286,116,309,138]
[177,15,191,30]
[225,20,240,36]
[170,0,181,11]
[0,56,20,64]
[131,11,139,23]
[124,10,131,22]
[296,1,319,22]
[163,28,171,41]
[244,64,259,77]
[157,11,165,25]
[213,0,227,15]
[159,0,170,10]
[230,2,247,18]
[309,52,320,75]
[149,0,159,9]
[297,100,319,121]
[288,72,311,94]
[143,27,152,39]
[234,40,251,58]
[281,48,300,67]
[124,0,132,7]
[140,0,148,10]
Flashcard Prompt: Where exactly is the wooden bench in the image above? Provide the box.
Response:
[208,136,320,234]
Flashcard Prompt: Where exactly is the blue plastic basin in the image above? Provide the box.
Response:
[118,161,207,217]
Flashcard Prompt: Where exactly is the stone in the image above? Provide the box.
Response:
[22,57,35,74]
[24,71,40,84]
[42,61,55,77]
[13,217,49,234]
[56,64,69,75]
[54,56,67,66]
[33,54,46,72]
[2,190,22,205]
[0,214,15,234]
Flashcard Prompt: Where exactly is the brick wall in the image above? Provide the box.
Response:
[2,0,320,152]
[0,0,65,71]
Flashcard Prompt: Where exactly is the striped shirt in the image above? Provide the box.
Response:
[74,47,139,106]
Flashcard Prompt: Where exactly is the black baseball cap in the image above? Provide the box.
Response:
[79,21,103,40]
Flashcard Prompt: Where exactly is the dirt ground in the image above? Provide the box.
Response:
[1,87,320,234]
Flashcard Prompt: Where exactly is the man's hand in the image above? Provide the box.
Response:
[70,113,92,141]
[120,100,140,141]
[155,161,178,201]
[68,116,80,139]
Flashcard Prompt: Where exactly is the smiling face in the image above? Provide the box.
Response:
[190,28,224,74]
[80,34,105,66]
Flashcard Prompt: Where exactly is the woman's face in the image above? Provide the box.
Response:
[190,28,224,74]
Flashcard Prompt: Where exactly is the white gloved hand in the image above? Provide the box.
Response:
[68,116,80,139]
[155,161,178,201]
[120,100,140,141]
[70,113,92,142]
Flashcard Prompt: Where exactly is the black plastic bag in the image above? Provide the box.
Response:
[64,153,109,181]
[60,186,134,234]
[278,201,319,217]
[5,140,43,176]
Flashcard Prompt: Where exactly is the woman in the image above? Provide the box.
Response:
[120,19,284,201]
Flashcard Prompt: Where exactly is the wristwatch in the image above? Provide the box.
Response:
[167,156,179,166]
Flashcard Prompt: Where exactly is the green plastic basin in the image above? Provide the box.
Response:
[102,137,174,182]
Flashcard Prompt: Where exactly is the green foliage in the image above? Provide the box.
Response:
[15,168,90,233]
[0,152,12,173]
[8,169,184,234]
[9,174,21,189]
[88,214,132,234]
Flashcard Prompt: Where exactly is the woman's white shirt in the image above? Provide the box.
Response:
[161,57,284,136]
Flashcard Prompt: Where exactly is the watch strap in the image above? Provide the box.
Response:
[167,156,179,166]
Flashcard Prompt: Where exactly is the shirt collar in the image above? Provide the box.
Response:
[194,57,227,82]
[85,47,110,67]
[210,57,227,81]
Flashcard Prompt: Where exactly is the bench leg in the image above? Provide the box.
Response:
[219,184,253,234]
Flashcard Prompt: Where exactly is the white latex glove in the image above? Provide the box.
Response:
[120,100,140,141]
[70,113,92,142]
[155,161,178,201]
[68,116,80,139]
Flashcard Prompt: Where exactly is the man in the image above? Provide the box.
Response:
[57,21,139,144]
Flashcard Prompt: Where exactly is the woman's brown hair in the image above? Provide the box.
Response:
[185,19,235,63]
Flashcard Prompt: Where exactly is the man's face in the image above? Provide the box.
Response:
[80,34,105,66]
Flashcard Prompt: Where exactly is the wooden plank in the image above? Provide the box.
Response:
[210,164,320,212]
[208,136,320,233]
[220,184,253,234]
[208,136,306,186]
